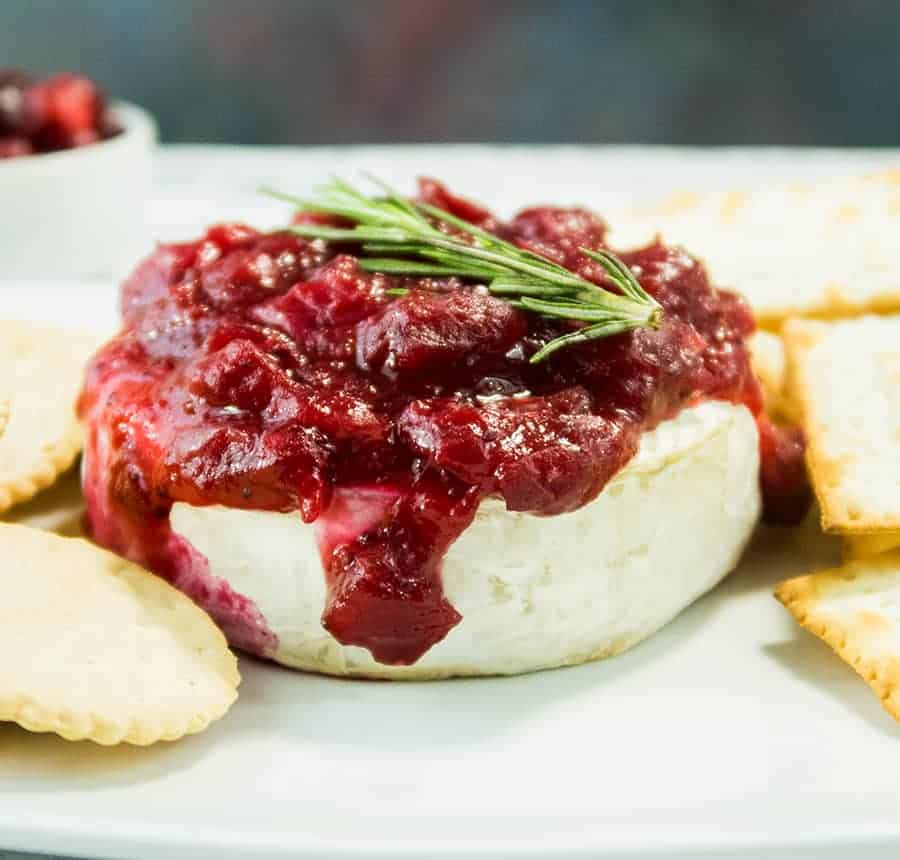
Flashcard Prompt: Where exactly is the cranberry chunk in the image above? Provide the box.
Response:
[199,232,309,309]
[252,255,385,355]
[190,339,280,414]
[509,206,608,278]
[357,288,527,376]
[28,74,105,151]
[400,389,630,514]
[165,420,333,521]
[204,322,304,378]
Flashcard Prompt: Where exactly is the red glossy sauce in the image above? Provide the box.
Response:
[79,180,810,665]
[0,69,119,159]
[757,417,813,527]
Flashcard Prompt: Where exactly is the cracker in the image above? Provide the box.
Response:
[844,533,900,561]
[0,523,239,745]
[775,553,900,721]
[607,173,900,327]
[783,314,900,533]
[749,331,787,416]
[0,320,101,514]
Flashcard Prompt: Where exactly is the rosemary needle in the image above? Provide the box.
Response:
[264,178,663,363]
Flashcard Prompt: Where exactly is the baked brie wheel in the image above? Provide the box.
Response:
[80,178,807,679]
[165,401,760,678]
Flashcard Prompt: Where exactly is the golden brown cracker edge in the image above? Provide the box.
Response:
[775,557,900,722]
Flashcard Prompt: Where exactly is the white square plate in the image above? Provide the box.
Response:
[2,146,900,860]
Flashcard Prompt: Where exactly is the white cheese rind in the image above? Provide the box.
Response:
[170,401,761,678]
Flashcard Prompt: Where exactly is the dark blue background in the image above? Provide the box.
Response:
[2,1,899,146]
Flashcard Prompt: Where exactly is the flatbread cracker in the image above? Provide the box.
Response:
[0,523,239,745]
[783,315,900,533]
[776,553,900,722]
[607,172,900,327]
[0,320,101,514]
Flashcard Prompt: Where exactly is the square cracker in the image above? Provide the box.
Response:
[783,314,900,534]
[776,553,900,722]
[606,172,900,327]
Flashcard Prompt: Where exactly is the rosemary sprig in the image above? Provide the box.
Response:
[263,177,662,363]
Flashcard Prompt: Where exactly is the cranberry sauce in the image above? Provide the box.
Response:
[0,69,119,159]
[79,180,809,665]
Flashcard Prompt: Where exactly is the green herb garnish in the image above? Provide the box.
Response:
[264,177,662,363]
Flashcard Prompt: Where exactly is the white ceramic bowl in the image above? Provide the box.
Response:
[0,101,157,281]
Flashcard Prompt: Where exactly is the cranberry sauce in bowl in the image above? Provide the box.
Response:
[0,71,155,280]
[0,69,119,159]
[79,180,810,666]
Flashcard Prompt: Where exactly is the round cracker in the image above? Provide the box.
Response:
[0,320,102,514]
[0,523,240,745]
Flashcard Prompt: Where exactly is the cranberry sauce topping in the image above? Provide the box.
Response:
[79,180,810,665]
[0,69,119,159]
[757,417,813,527]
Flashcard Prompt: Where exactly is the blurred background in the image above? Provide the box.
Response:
[2,0,899,147]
